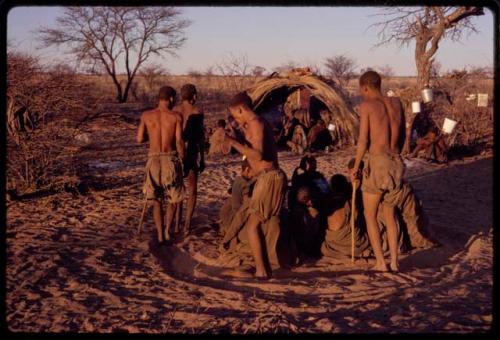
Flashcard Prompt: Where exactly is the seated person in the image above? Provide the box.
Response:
[409,125,448,163]
[289,155,330,211]
[218,160,253,235]
[288,186,323,261]
[347,158,437,250]
[286,122,308,154]
[320,174,372,260]
[307,119,333,151]
[208,119,232,155]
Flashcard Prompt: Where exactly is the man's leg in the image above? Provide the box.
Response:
[164,203,176,241]
[246,213,270,278]
[382,203,400,272]
[153,199,164,243]
[362,191,388,271]
[184,170,198,235]
[174,201,182,233]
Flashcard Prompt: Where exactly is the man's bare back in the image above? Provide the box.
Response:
[359,96,404,156]
[137,108,184,157]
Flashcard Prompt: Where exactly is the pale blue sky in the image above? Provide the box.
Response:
[7,6,495,76]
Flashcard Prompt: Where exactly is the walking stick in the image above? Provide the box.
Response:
[137,198,149,235]
[350,180,359,263]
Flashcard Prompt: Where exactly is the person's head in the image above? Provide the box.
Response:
[296,186,313,207]
[217,119,226,129]
[228,92,253,125]
[359,71,382,98]
[180,83,197,103]
[158,86,177,109]
[299,155,317,173]
[329,174,351,200]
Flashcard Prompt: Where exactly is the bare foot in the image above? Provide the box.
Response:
[372,262,389,272]
[390,262,399,273]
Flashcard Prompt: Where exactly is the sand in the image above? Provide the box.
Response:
[6,111,493,333]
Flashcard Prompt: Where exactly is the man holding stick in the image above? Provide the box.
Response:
[350,71,406,272]
[137,86,185,244]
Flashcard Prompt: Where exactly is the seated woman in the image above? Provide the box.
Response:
[208,119,232,155]
[320,174,371,261]
[286,122,308,154]
[288,186,324,262]
[307,119,333,151]
[409,125,448,163]
[218,160,253,235]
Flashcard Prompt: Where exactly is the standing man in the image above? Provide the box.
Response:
[225,92,287,279]
[137,86,185,244]
[174,84,205,237]
[350,71,406,272]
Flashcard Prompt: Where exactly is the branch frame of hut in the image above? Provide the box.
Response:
[245,68,359,146]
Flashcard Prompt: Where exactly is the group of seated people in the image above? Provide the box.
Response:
[405,108,449,164]
[217,155,438,270]
[277,113,335,154]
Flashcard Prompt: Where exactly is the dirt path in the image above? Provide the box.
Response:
[6,113,493,333]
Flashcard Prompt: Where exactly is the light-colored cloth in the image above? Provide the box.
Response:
[248,169,287,224]
[383,182,436,249]
[361,152,405,206]
[219,176,250,235]
[321,201,371,259]
[143,151,184,203]
[218,168,297,269]
[208,128,231,155]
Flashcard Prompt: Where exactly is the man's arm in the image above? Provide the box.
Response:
[351,102,370,179]
[227,121,264,162]
[137,114,148,143]
[175,114,185,160]
[198,113,205,171]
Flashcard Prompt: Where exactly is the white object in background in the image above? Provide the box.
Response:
[412,101,422,113]
[442,118,458,134]
[327,123,336,131]
[465,93,477,101]
[421,88,433,103]
[386,90,396,97]
[477,93,488,107]
[242,155,247,161]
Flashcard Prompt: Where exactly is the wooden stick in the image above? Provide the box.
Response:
[137,198,149,235]
[350,180,358,263]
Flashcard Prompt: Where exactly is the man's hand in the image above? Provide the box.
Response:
[350,167,360,182]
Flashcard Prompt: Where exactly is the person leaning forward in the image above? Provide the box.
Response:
[224,92,287,280]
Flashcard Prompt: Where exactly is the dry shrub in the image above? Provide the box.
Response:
[7,51,100,196]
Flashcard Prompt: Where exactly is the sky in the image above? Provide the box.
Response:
[7,6,495,76]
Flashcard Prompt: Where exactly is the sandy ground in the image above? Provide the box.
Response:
[6,111,493,333]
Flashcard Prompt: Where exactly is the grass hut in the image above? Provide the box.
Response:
[246,68,359,145]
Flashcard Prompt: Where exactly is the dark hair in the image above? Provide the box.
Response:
[229,92,252,109]
[347,158,364,171]
[158,86,176,101]
[217,119,226,128]
[181,83,197,101]
[299,155,316,171]
[359,71,381,89]
[330,174,351,198]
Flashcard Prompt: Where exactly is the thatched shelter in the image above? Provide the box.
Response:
[246,68,359,145]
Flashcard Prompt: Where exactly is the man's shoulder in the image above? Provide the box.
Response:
[141,108,158,119]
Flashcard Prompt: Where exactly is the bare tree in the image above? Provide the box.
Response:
[251,65,267,77]
[7,51,99,194]
[377,64,395,77]
[39,7,190,103]
[370,6,484,89]
[323,54,357,88]
[272,60,300,73]
[215,52,252,94]
[139,63,168,92]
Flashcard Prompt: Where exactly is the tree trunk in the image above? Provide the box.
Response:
[415,34,432,91]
